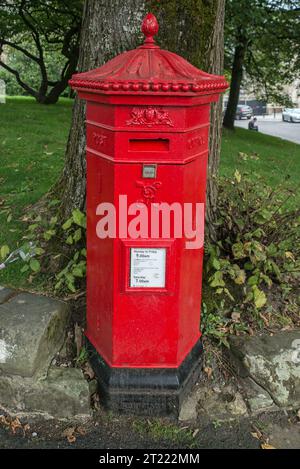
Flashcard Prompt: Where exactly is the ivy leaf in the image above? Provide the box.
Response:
[62,218,73,230]
[66,235,73,245]
[212,257,221,270]
[234,169,241,183]
[209,271,225,288]
[73,228,82,243]
[252,286,267,309]
[232,242,245,259]
[0,245,10,260]
[30,259,40,272]
[234,268,246,285]
[72,209,86,228]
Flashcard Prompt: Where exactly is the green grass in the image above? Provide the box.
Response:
[220,127,300,207]
[0,97,299,289]
[0,96,72,287]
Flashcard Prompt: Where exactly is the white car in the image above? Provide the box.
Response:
[282,108,300,123]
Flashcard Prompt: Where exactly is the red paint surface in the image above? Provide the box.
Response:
[70,13,228,368]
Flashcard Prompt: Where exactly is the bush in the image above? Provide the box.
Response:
[202,170,299,344]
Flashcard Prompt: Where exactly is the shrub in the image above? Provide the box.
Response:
[202,170,299,344]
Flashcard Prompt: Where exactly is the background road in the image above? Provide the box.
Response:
[235,115,300,144]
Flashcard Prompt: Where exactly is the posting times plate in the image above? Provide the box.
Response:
[130,248,166,288]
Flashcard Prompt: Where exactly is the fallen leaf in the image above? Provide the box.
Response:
[261,443,276,449]
[67,434,76,443]
[251,432,260,440]
[193,428,199,438]
[83,361,95,380]
[231,312,241,322]
[76,426,86,436]
[11,417,22,434]
[204,366,213,379]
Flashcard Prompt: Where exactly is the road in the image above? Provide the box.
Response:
[235,116,300,144]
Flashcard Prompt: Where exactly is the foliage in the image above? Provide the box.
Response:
[220,127,300,209]
[0,97,72,288]
[224,0,300,127]
[0,0,82,103]
[0,45,71,97]
[202,170,299,344]
[22,205,87,294]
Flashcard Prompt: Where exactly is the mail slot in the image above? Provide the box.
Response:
[129,138,169,152]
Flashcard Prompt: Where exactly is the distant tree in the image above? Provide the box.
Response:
[223,0,300,129]
[0,0,83,104]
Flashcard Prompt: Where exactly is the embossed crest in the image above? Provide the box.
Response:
[136,180,162,205]
[127,107,174,127]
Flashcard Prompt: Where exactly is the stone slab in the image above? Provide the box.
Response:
[0,292,70,378]
[0,366,91,419]
[240,377,276,414]
[229,331,300,408]
[0,286,15,305]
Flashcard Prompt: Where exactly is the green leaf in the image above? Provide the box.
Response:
[209,271,225,288]
[234,169,241,183]
[50,216,58,226]
[34,247,45,255]
[62,217,73,230]
[0,245,10,260]
[66,235,73,245]
[234,267,246,285]
[73,228,82,243]
[30,259,40,272]
[212,257,221,270]
[72,209,86,228]
[232,242,245,259]
[7,213,12,223]
[44,229,56,241]
[252,286,267,309]
[20,264,29,273]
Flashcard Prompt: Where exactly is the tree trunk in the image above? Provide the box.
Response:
[57,0,226,235]
[223,42,247,129]
[56,0,146,218]
[203,0,226,240]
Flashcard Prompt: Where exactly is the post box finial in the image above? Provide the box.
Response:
[141,13,159,45]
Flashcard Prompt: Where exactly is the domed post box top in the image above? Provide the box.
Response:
[69,13,228,97]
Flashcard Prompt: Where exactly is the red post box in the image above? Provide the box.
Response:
[70,13,228,417]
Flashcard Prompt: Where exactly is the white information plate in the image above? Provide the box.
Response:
[130,248,166,288]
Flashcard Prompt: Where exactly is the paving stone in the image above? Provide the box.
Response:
[240,377,276,414]
[0,286,15,305]
[179,383,248,422]
[0,292,70,378]
[0,367,91,419]
[229,331,300,408]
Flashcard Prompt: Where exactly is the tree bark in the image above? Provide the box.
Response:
[56,0,146,218]
[57,0,226,235]
[223,41,247,129]
[203,0,226,240]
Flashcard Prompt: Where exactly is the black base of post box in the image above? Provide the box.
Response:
[86,338,203,418]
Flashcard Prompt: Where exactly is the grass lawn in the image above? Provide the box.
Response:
[220,127,300,207]
[0,96,299,289]
[0,96,72,287]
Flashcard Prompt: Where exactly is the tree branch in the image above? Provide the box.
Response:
[0,59,38,97]
[0,38,40,63]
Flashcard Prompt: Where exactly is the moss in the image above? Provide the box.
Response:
[149,0,218,69]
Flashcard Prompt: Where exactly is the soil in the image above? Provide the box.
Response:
[0,408,299,449]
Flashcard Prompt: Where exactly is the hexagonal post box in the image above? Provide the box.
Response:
[70,13,228,417]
